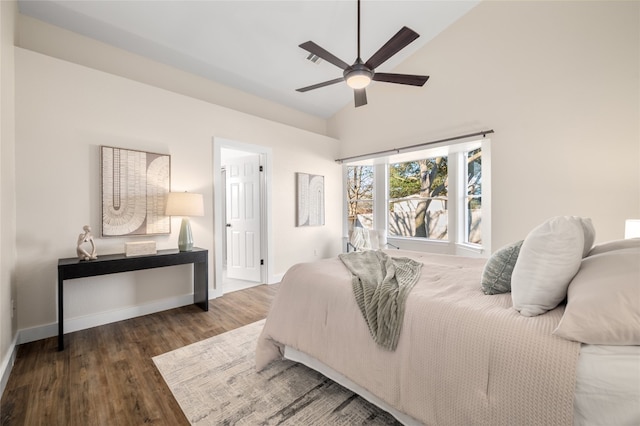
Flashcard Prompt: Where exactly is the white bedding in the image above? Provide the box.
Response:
[574,344,640,426]
[257,250,584,425]
[257,249,640,425]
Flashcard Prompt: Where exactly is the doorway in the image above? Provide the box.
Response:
[213,138,272,296]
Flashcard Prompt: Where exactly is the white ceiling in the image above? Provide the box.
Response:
[18,0,479,118]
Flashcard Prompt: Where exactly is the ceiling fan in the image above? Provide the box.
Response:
[296,0,430,108]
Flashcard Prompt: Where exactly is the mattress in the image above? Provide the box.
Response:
[574,344,640,426]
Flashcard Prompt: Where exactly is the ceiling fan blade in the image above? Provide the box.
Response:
[296,77,344,93]
[364,26,420,70]
[373,73,430,86]
[299,41,351,70]
[354,88,367,107]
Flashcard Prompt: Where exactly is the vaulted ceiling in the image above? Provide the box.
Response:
[18,0,479,118]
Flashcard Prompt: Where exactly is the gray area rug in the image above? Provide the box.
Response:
[153,319,401,425]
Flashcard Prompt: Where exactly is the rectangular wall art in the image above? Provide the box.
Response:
[296,172,325,227]
[101,146,171,236]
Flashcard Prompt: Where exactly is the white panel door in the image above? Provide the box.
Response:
[225,154,262,282]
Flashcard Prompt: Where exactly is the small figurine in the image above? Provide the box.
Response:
[77,225,98,261]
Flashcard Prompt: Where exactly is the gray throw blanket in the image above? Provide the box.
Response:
[339,250,422,350]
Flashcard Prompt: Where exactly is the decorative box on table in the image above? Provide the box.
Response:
[124,241,157,257]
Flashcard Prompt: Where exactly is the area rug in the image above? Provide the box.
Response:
[152,319,401,425]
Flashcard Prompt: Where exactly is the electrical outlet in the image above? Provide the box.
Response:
[313,249,318,256]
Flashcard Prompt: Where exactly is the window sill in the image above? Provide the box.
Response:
[386,237,452,255]
[383,237,486,257]
[455,242,486,257]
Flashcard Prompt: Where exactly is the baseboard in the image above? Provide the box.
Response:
[269,273,284,284]
[0,335,18,399]
[17,294,195,345]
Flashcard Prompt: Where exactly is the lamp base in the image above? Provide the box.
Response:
[178,218,194,252]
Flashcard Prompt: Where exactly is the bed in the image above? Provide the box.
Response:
[256,217,640,425]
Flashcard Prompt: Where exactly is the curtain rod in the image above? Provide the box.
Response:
[335,129,495,164]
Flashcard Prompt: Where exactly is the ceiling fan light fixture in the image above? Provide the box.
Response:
[346,71,372,89]
[344,64,374,89]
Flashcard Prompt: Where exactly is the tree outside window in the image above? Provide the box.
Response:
[388,156,448,240]
[347,165,374,230]
[466,148,482,244]
[344,140,487,253]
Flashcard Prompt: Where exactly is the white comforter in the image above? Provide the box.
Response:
[256,250,581,425]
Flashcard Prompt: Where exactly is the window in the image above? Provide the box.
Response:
[388,156,448,240]
[465,147,482,245]
[346,165,374,230]
[343,138,490,254]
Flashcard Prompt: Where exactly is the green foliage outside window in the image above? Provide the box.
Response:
[389,158,448,200]
[388,156,448,239]
[346,146,482,244]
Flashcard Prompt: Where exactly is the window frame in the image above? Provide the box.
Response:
[343,138,491,257]
[387,155,450,242]
[456,146,483,248]
[345,164,375,230]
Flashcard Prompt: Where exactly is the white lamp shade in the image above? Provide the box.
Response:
[625,219,640,239]
[165,192,204,217]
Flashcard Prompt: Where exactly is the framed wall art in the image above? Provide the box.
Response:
[296,172,325,227]
[101,146,171,236]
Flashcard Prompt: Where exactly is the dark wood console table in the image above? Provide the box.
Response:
[57,248,208,351]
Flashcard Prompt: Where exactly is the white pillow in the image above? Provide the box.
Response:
[580,217,596,257]
[553,247,640,344]
[511,216,585,317]
[587,238,640,256]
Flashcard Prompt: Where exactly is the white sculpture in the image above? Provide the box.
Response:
[77,225,98,261]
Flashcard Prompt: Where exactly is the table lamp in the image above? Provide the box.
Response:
[165,192,204,251]
[625,219,640,239]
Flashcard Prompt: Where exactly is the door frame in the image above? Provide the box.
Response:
[212,137,273,298]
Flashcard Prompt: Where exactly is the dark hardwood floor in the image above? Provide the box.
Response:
[0,284,278,425]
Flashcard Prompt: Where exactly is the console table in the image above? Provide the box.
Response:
[57,247,208,351]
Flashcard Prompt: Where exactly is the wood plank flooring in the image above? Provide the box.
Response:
[0,284,278,425]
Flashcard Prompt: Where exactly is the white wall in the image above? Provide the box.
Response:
[329,1,640,250]
[14,48,342,341]
[16,14,328,136]
[0,0,17,395]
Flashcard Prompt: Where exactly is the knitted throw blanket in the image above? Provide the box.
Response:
[339,250,422,350]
